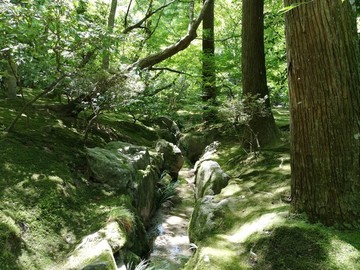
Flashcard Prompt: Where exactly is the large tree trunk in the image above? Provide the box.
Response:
[202,0,216,103]
[241,0,280,149]
[284,0,360,226]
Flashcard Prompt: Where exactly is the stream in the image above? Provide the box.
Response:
[147,167,196,270]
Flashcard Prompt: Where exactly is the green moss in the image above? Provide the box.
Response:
[0,213,22,270]
[248,225,330,270]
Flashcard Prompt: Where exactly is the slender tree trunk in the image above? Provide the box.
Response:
[202,0,216,102]
[103,0,118,70]
[1,49,17,99]
[284,0,360,226]
[241,0,280,149]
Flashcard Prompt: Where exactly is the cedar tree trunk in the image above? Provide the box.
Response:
[241,0,280,149]
[284,0,360,226]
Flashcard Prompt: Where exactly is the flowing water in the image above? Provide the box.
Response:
[147,168,196,270]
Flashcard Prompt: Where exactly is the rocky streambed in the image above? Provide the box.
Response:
[147,168,196,269]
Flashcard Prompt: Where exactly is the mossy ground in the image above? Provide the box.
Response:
[184,108,360,270]
[0,92,159,269]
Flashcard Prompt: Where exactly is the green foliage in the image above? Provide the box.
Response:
[219,94,271,140]
[156,180,178,208]
[265,1,288,106]
[108,206,136,233]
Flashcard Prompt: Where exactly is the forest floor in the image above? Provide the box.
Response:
[1,93,360,270]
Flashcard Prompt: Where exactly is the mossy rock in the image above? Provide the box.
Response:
[194,160,230,200]
[188,197,229,243]
[59,222,125,270]
[86,147,134,190]
[0,213,22,270]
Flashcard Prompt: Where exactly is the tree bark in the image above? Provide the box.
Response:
[202,0,216,103]
[284,0,360,226]
[241,0,280,149]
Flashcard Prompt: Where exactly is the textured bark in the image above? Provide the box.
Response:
[241,0,280,149]
[285,0,360,226]
[202,0,216,102]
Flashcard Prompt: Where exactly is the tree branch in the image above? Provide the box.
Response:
[132,0,211,70]
[123,0,176,34]
[149,67,197,77]
[124,0,133,29]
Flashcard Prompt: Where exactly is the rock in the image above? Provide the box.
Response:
[105,141,150,171]
[116,120,158,147]
[86,147,134,190]
[146,116,181,144]
[179,132,220,164]
[82,262,110,270]
[155,139,184,181]
[136,165,159,224]
[60,222,125,270]
[194,160,230,200]
[86,142,161,224]
[188,196,230,243]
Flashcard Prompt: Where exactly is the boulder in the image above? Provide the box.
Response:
[179,132,220,164]
[188,196,230,243]
[146,116,181,144]
[86,142,162,224]
[105,141,150,171]
[155,139,184,181]
[194,160,230,200]
[60,222,126,270]
[86,147,134,190]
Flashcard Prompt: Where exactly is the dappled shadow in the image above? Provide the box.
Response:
[248,226,330,270]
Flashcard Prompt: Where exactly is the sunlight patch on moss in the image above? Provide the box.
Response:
[226,212,286,243]
[329,239,360,269]
[197,246,238,268]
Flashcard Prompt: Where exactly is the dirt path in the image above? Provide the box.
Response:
[147,167,195,269]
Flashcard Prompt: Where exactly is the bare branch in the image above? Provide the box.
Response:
[123,0,176,34]
[124,0,133,29]
[149,67,197,77]
[132,0,211,70]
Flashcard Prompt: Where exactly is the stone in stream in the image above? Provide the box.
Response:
[193,141,230,200]
[155,139,184,181]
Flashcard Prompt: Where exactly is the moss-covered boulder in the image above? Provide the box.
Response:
[59,222,126,270]
[86,147,134,189]
[105,142,150,171]
[194,160,230,200]
[179,131,221,164]
[86,142,162,224]
[155,139,184,181]
[143,116,181,144]
[188,196,230,243]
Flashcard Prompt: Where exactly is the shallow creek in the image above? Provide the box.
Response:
[147,167,196,269]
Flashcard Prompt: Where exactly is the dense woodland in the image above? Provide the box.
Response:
[0,0,360,269]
